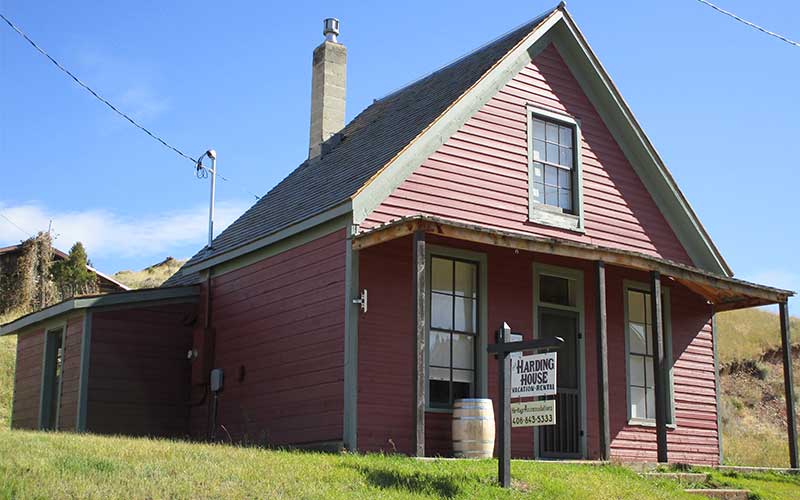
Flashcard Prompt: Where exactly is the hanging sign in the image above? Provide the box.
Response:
[511,351,557,398]
[511,399,556,427]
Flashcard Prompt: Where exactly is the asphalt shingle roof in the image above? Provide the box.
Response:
[164,8,554,286]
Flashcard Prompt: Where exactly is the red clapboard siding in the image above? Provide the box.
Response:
[87,303,194,438]
[11,327,47,430]
[189,228,347,446]
[363,44,693,266]
[57,316,84,431]
[356,235,716,464]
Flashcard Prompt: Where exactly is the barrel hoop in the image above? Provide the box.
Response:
[454,405,491,410]
[453,440,495,444]
[452,416,493,421]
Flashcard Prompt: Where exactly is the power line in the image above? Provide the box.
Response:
[695,0,800,48]
[0,212,33,237]
[0,12,262,201]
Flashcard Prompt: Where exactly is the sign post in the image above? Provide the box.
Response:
[487,322,562,488]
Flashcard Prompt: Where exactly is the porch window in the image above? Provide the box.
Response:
[625,286,674,424]
[527,106,584,232]
[429,256,478,409]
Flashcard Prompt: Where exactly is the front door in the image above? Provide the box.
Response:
[533,266,584,459]
[538,308,580,458]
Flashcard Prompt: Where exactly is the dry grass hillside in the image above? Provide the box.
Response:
[112,257,186,289]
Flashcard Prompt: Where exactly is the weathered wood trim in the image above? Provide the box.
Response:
[76,311,92,433]
[711,310,723,464]
[413,231,427,457]
[343,221,359,450]
[779,301,799,469]
[352,217,792,307]
[650,271,668,463]
[595,261,610,460]
[37,323,66,430]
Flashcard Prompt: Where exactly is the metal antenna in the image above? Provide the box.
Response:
[196,149,218,248]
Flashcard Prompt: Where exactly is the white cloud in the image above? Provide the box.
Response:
[0,200,249,260]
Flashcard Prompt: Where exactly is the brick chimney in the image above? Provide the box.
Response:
[308,18,347,159]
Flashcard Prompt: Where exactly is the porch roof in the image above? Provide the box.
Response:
[352,215,794,311]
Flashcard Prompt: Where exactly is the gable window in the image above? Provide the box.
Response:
[624,284,674,425]
[527,106,584,232]
[428,256,478,409]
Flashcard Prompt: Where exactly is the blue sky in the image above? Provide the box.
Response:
[1,1,798,308]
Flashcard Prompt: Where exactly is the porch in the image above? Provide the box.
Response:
[351,215,796,466]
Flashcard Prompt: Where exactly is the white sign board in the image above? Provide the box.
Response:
[508,333,523,361]
[511,352,557,398]
[511,399,556,427]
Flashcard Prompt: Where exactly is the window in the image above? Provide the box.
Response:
[527,106,583,232]
[429,256,478,409]
[625,286,673,424]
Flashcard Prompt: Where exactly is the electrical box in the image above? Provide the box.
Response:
[210,368,224,392]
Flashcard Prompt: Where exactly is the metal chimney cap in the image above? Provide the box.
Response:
[323,18,340,42]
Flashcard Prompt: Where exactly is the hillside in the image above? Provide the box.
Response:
[112,257,186,289]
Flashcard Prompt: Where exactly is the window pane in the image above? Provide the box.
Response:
[531,162,543,181]
[430,366,450,382]
[559,125,572,147]
[628,290,646,324]
[629,322,647,354]
[558,168,571,188]
[545,186,558,206]
[453,381,472,401]
[646,325,653,356]
[454,261,476,298]
[429,330,451,367]
[533,119,546,140]
[645,358,654,389]
[559,146,573,168]
[559,188,572,212]
[531,182,543,203]
[431,293,453,330]
[533,139,546,161]
[546,122,559,142]
[454,297,476,333]
[646,388,656,419]
[629,354,646,387]
[539,274,575,306]
[431,257,453,294]
[546,142,559,164]
[544,165,558,186]
[631,386,647,419]
[453,369,474,384]
[452,334,474,370]
[429,379,449,408]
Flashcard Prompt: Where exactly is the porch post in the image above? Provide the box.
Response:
[413,230,427,457]
[650,270,668,463]
[595,261,610,460]
[779,301,799,469]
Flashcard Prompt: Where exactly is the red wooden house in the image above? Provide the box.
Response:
[3,4,796,466]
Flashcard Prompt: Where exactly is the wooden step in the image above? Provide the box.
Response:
[644,472,709,484]
[684,488,750,500]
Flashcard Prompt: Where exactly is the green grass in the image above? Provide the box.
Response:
[0,430,701,499]
[702,469,800,500]
[717,308,800,365]
[113,257,186,289]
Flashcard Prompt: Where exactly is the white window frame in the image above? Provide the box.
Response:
[527,104,585,233]
[623,280,676,427]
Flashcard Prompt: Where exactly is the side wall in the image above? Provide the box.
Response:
[88,304,195,438]
[190,228,347,446]
[58,315,84,430]
[357,237,717,464]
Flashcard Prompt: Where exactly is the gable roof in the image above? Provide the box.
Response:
[167,3,731,285]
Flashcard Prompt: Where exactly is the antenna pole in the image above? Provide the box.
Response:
[204,149,218,249]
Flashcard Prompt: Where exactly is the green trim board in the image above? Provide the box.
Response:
[38,323,66,430]
[76,311,92,433]
[622,279,675,427]
[343,219,359,450]
[527,104,585,233]
[711,311,723,464]
[424,244,489,411]
[0,286,200,337]
[532,262,587,458]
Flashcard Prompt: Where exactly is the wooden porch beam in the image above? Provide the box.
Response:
[595,261,611,460]
[352,218,791,306]
[650,271,669,463]
[412,230,427,457]
[779,301,799,469]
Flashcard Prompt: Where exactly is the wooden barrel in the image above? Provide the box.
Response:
[452,398,495,458]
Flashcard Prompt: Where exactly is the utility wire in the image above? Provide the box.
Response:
[0,12,262,201]
[695,0,800,48]
[0,212,33,237]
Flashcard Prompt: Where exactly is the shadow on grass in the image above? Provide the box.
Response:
[343,463,461,498]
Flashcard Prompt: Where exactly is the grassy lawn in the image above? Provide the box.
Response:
[1,431,799,499]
